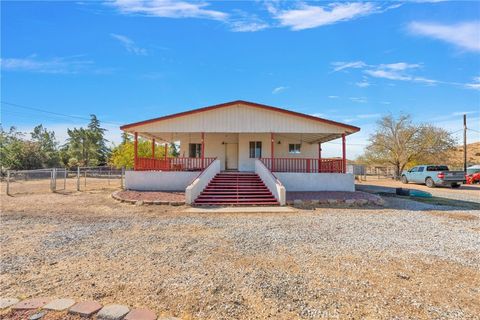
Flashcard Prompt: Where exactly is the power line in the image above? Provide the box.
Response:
[1,101,122,126]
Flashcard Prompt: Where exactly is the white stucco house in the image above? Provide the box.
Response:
[120,100,360,206]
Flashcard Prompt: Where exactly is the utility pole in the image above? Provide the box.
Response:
[463,114,467,173]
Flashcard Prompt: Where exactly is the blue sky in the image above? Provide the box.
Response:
[1,0,479,158]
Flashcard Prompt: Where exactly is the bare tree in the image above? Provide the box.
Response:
[362,114,455,178]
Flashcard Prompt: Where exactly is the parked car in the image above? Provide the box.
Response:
[465,165,480,184]
[401,165,465,188]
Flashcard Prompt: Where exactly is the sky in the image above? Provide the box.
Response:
[1,0,480,158]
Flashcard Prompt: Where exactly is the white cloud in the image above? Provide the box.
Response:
[465,77,480,90]
[109,0,227,20]
[408,21,480,52]
[349,97,367,103]
[110,33,147,55]
[451,111,478,116]
[273,2,378,31]
[229,20,269,32]
[328,95,339,99]
[272,86,288,94]
[357,113,381,119]
[0,56,94,74]
[355,80,370,87]
[332,61,367,72]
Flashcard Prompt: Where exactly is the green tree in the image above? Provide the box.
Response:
[361,114,455,178]
[109,137,168,169]
[30,125,61,167]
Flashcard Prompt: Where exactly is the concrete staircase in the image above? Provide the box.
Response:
[193,172,279,206]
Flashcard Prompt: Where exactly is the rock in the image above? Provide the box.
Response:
[0,298,19,309]
[135,200,144,206]
[97,304,130,320]
[43,298,76,311]
[170,201,185,206]
[293,199,303,207]
[355,199,368,206]
[345,199,356,206]
[69,301,102,317]
[397,273,411,280]
[29,311,46,320]
[327,199,338,205]
[125,308,157,320]
[13,298,51,310]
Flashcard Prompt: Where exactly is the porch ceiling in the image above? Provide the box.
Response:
[135,132,344,144]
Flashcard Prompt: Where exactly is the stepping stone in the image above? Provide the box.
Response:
[69,300,102,317]
[29,311,46,320]
[13,298,51,310]
[43,298,76,311]
[97,304,130,320]
[125,308,157,320]
[0,298,19,309]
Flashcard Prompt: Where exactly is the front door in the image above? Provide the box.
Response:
[226,143,238,170]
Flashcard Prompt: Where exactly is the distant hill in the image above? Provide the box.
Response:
[447,142,480,169]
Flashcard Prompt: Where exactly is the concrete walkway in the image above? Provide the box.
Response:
[184,206,294,213]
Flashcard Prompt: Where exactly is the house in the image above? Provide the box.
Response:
[120,100,360,205]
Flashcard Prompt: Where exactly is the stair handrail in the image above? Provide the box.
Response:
[185,158,220,204]
[255,159,286,205]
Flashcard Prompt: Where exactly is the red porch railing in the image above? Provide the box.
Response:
[260,158,344,173]
[135,157,216,171]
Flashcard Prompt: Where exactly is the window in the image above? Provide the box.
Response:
[409,167,418,173]
[418,167,424,172]
[427,166,449,171]
[249,141,262,158]
[189,143,202,158]
[289,144,301,154]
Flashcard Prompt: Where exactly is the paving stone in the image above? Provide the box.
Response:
[0,298,19,309]
[29,311,46,320]
[13,298,51,310]
[69,300,102,317]
[43,298,76,311]
[345,199,356,206]
[293,199,303,207]
[124,308,157,320]
[97,304,130,319]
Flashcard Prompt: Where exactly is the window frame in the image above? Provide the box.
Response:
[288,143,302,154]
[249,141,262,158]
[188,143,202,158]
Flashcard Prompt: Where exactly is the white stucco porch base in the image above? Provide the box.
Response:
[275,173,355,192]
[125,171,198,191]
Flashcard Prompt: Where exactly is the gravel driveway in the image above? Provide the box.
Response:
[1,191,479,319]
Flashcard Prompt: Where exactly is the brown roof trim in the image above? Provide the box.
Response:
[120,100,361,132]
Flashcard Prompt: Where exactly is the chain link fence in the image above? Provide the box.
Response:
[3,166,125,196]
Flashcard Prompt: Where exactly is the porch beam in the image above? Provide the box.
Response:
[271,132,275,172]
[151,138,155,159]
[342,133,346,173]
[318,143,322,173]
[134,132,138,171]
[201,132,205,168]
[164,143,168,161]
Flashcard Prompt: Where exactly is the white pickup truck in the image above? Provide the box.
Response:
[401,165,465,188]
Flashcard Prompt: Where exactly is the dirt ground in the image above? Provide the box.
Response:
[356,176,480,203]
[1,187,479,319]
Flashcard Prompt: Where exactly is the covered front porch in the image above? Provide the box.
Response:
[132,132,347,174]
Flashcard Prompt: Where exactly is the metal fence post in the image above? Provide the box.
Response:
[64,168,67,190]
[6,170,10,195]
[50,168,56,192]
[121,167,125,189]
[77,167,80,191]
[84,169,87,189]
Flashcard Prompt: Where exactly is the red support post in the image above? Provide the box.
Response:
[164,143,168,160]
[342,133,346,173]
[134,132,138,171]
[318,143,322,173]
[271,132,275,172]
[151,138,155,159]
[201,132,205,169]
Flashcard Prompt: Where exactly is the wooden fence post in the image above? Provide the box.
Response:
[121,167,125,189]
